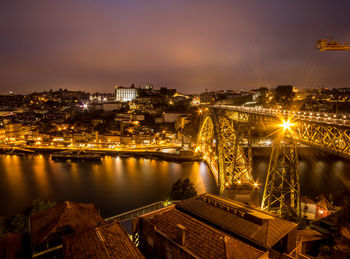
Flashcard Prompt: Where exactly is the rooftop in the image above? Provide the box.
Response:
[175,194,297,249]
[63,220,144,258]
[30,201,105,250]
[301,195,316,204]
[316,199,335,211]
[142,205,265,259]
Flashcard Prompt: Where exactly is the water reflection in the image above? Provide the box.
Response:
[0,155,217,217]
[253,157,350,199]
[33,155,51,197]
[1,153,348,218]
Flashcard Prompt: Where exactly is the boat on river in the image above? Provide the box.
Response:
[119,154,132,158]
[51,150,102,161]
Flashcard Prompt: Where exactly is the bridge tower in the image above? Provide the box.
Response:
[200,105,350,218]
[197,110,258,206]
[261,123,301,218]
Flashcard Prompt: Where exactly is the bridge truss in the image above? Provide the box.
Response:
[196,110,254,196]
[197,106,350,218]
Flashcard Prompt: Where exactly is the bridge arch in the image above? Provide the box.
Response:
[197,113,253,193]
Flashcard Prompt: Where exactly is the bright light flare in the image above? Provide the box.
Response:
[280,120,294,130]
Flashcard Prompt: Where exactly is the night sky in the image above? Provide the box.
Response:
[1,0,350,94]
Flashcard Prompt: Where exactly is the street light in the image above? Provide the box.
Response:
[280,120,294,131]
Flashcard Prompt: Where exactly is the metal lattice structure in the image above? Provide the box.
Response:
[213,105,350,159]
[196,116,220,185]
[261,138,300,217]
[196,111,253,194]
[197,105,350,217]
[218,116,252,185]
[316,39,350,52]
[295,121,350,157]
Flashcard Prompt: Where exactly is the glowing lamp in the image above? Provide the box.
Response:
[280,120,294,130]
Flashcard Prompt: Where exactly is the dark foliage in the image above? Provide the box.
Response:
[170,178,197,200]
[0,199,56,236]
[257,87,269,105]
[274,85,295,107]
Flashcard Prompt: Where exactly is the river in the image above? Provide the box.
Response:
[0,155,217,217]
[0,151,349,217]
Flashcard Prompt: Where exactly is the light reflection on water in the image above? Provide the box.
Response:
[1,153,349,217]
[252,155,350,200]
[0,155,218,217]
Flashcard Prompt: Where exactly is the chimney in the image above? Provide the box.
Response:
[176,224,186,246]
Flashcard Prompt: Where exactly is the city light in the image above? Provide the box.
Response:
[1,2,349,257]
[280,120,294,130]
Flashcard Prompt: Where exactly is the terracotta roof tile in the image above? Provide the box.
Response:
[63,221,144,258]
[0,233,22,259]
[316,199,335,211]
[175,194,297,249]
[301,196,316,204]
[143,206,264,259]
[30,201,104,250]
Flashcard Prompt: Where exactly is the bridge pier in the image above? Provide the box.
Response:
[197,105,350,219]
[261,139,300,218]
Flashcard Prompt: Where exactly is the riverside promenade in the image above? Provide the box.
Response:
[0,145,203,162]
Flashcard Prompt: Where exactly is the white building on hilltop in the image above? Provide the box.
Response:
[115,85,138,102]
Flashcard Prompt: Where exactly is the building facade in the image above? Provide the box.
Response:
[115,85,138,102]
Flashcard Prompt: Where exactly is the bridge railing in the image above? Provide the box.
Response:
[212,105,350,127]
[105,200,180,222]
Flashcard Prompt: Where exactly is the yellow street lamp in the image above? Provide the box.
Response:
[279,120,294,131]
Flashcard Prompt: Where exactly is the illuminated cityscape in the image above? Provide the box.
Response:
[1,1,350,258]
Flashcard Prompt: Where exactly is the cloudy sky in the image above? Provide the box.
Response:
[1,0,350,94]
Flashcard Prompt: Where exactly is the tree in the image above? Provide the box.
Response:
[169,178,197,200]
[257,87,269,105]
[0,199,56,236]
[274,85,295,107]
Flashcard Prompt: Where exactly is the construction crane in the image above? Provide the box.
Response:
[316,39,350,52]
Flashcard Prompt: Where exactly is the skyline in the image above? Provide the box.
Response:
[1,0,350,94]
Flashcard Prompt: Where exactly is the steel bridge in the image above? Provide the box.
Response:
[196,105,350,218]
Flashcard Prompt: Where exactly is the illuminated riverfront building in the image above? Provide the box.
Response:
[115,85,138,102]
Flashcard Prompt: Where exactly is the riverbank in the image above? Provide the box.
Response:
[0,145,347,162]
[0,146,203,162]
